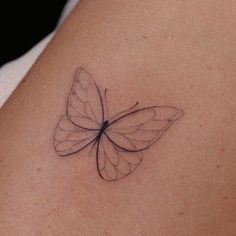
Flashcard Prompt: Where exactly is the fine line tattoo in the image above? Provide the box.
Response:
[53,67,184,181]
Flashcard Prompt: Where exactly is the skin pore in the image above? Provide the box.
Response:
[0,0,236,235]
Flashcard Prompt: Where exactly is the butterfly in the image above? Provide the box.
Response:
[53,67,184,181]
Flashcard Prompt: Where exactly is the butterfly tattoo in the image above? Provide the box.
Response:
[53,67,184,181]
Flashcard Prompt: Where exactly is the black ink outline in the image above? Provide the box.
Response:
[53,67,184,181]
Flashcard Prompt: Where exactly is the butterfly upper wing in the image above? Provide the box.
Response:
[53,67,104,156]
[96,134,142,181]
[106,106,184,152]
[54,116,97,156]
[67,67,104,130]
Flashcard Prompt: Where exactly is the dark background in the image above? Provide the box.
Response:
[0,1,67,67]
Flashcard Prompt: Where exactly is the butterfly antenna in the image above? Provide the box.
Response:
[109,101,139,121]
[133,101,139,108]
[104,88,109,119]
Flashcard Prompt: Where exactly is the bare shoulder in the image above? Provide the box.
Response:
[0,1,236,235]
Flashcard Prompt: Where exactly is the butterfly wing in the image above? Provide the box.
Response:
[96,134,142,181]
[66,67,104,130]
[106,106,184,152]
[54,67,104,156]
[54,116,97,156]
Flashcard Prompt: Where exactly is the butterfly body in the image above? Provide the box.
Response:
[96,120,109,141]
[53,67,184,181]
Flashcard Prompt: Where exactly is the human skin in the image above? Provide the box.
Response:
[0,0,236,235]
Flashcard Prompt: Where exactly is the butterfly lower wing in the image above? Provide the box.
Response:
[54,116,97,156]
[96,135,142,181]
[67,67,104,129]
[106,106,184,151]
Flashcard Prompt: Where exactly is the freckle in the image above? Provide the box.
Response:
[223,196,228,200]
[142,35,148,39]
[36,167,42,172]
[220,148,226,154]
[22,79,26,83]
[46,198,51,203]
[180,175,185,184]
[178,211,185,216]
[216,164,220,169]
